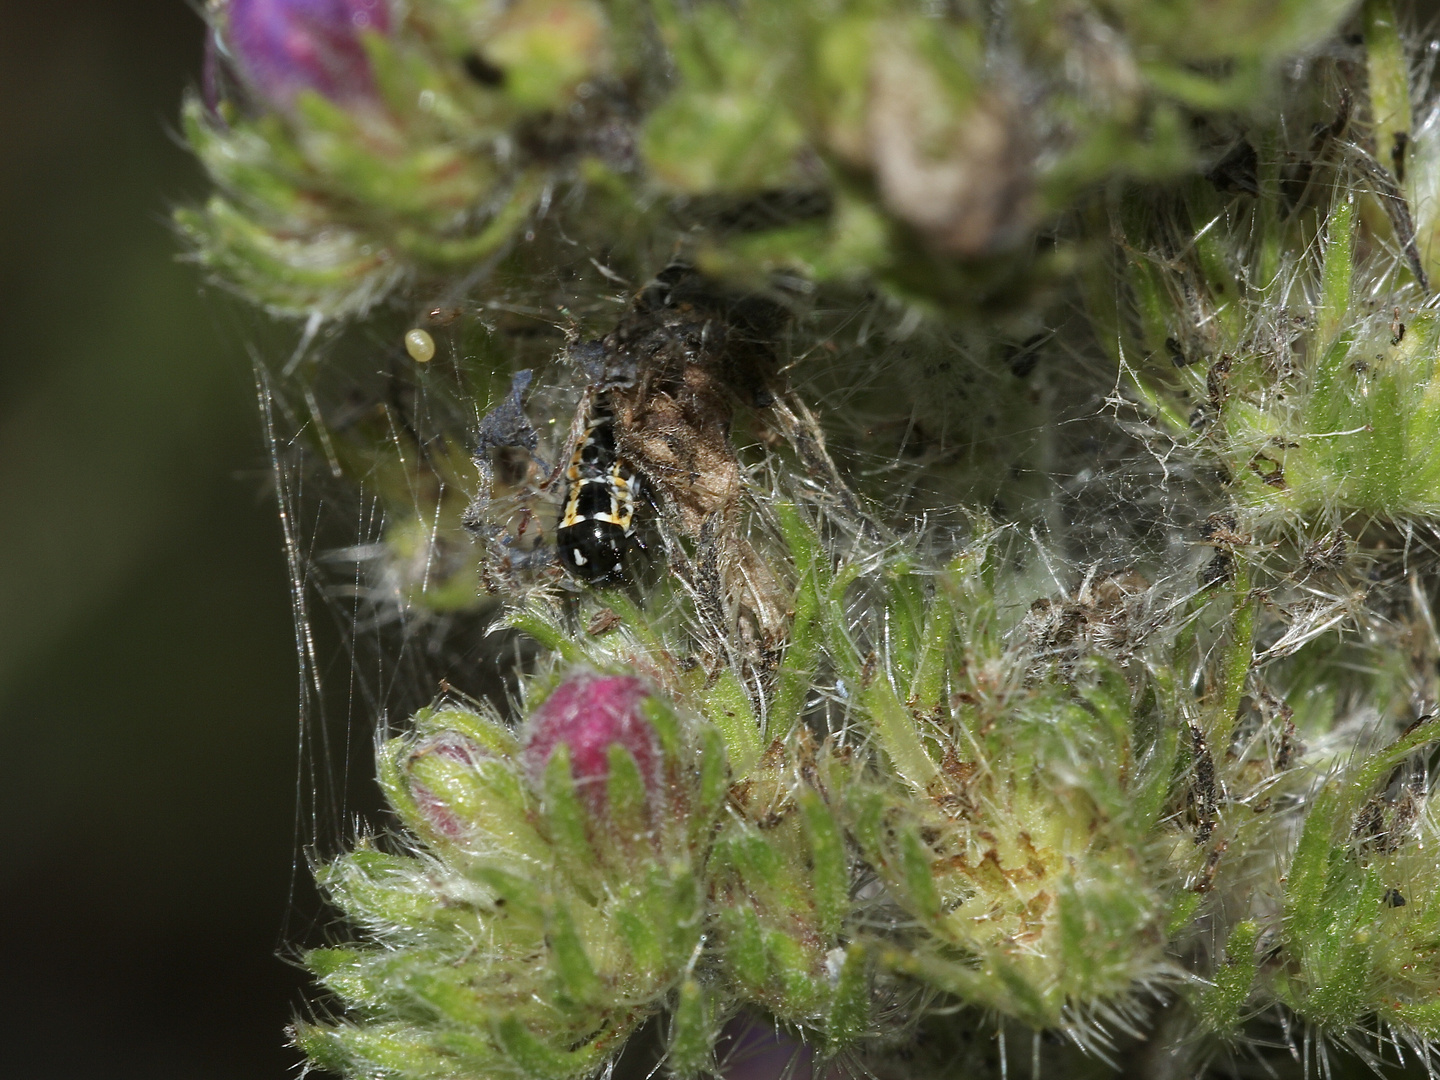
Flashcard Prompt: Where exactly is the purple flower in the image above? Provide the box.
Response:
[522,675,663,815]
[221,0,392,109]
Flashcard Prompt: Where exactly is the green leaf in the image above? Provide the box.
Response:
[1319,196,1355,344]
[1198,920,1260,1035]
[822,943,870,1051]
[494,1014,609,1080]
[772,503,827,730]
[543,747,595,872]
[799,789,849,939]
[897,825,941,920]
[702,666,763,777]
[861,676,940,790]
[606,743,653,850]
[550,901,603,1007]
[667,978,714,1079]
[724,906,771,993]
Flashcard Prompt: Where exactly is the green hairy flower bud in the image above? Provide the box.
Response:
[299,673,727,1080]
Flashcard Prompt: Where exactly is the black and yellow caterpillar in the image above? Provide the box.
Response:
[556,407,636,584]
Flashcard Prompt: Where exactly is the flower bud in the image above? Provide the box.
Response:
[380,708,546,862]
[221,0,392,110]
[521,674,663,816]
[404,731,490,841]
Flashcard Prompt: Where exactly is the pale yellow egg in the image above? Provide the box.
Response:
[404,328,436,363]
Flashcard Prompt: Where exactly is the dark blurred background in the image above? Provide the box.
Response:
[0,2,309,1075]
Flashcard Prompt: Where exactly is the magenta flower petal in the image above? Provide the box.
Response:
[222,0,392,109]
[522,675,662,813]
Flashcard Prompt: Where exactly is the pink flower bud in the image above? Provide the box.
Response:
[221,0,392,110]
[522,675,662,813]
[404,732,488,840]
